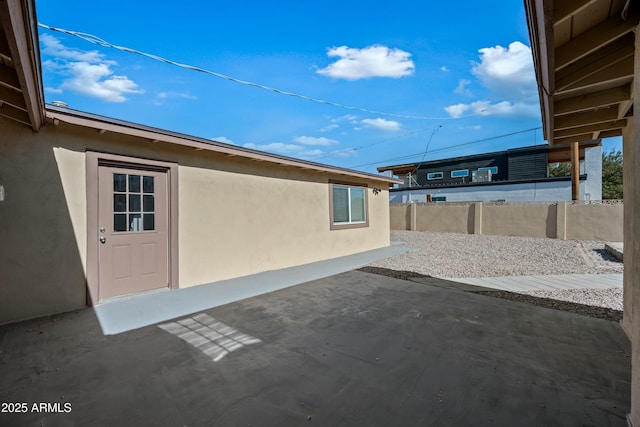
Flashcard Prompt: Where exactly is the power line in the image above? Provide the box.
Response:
[38,23,485,121]
[307,125,436,160]
[348,126,542,169]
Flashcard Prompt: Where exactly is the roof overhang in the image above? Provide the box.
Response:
[525,0,639,145]
[46,106,402,186]
[377,163,419,175]
[547,140,601,162]
[0,0,44,130]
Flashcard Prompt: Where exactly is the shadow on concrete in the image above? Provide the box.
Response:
[0,270,631,426]
[360,266,624,322]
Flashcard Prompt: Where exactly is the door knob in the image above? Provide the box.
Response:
[99,236,106,244]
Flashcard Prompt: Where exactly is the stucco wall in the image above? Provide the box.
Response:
[0,117,391,324]
[565,203,623,241]
[177,159,390,287]
[389,204,410,230]
[391,201,622,241]
[0,120,87,324]
[482,203,555,238]
[415,204,472,234]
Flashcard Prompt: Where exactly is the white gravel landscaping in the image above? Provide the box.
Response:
[369,230,624,311]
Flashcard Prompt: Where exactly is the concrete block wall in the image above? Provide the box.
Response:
[391,201,623,242]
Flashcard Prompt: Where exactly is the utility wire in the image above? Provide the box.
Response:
[349,126,542,169]
[38,22,484,121]
[308,125,436,160]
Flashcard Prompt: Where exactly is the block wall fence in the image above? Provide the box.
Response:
[390,201,623,241]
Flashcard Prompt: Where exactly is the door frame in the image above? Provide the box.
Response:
[86,151,179,306]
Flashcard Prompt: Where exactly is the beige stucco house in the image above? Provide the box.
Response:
[524,0,640,424]
[0,0,400,325]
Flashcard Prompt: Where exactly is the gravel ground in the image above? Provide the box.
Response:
[366,231,624,318]
[372,230,623,277]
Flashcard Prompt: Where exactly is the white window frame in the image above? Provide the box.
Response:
[427,172,444,180]
[329,183,369,230]
[450,169,469,178]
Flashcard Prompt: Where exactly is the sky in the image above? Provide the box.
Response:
[35,1,622,175]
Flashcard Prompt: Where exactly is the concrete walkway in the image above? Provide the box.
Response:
[440,273,623,292]
[94,244,410,335]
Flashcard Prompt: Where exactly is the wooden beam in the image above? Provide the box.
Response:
[0,30,12,59]
[598,129,623,139]
[524,0,555,142]
[554,85,630,116]
[0,0,44,130]
[553,120,626,139]
[555,9,640,71]
[571,141,580,201]
[555,0,596,24]
[555,34,634,92]
[0,82,26,110]
[553,134,597,145]
[0,61,21,89]
[618,99,633,119]
[559,57,634,95]
[0,101,30,125]
[554,108,619,130]
[548,147,591,163]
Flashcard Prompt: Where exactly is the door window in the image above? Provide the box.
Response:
[113,173,155,232]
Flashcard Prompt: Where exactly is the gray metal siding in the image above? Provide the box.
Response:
[507,151,548,180]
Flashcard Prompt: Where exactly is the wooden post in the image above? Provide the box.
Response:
[571,141,580,201]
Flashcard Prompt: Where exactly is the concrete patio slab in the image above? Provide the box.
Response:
[94,244,410,335]
[0,270,631,427]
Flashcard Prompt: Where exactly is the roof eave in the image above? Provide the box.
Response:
[45,107,402,186]
[524,0,555,144]
[0,0,45,131]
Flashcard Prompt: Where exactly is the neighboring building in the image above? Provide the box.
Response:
[0,1,400,325]
[378,143,602,203]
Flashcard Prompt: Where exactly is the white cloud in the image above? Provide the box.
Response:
[444,41,539,119]
[317,45,415,80]
[330,148,357,158]
[41,35,142,103]
[156,91,197,100]
[471,41,536,100]
[44,86,63,94]
[40,34,112,64]
[320,123,339,132]
[445,100,539,119]
[361,118,401,131]
[154,91,197,105]
[294,136,339,146]
[454,79,472,97]
[440,66,449,72]
[59,62,142,103]
[243,142,323,159]
[212,136,234,145]
[320,114,360,132]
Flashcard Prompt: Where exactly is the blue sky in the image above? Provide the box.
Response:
[35,1,621,174]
